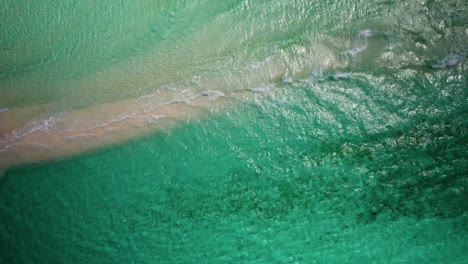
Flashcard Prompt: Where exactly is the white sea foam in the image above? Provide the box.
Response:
[358,29,374,38]
[0,108,9,113]
[344,29,376,58]
[10,114,63,140]
[136,85,178,102]
[249,84,275,93]
[301,70,325,85]
[61,89,224,135]
[0,114,63,153]
[201,90,225,100]
[247,57,273,70]
[330,72,353,80]
[345,45,368,57]
[0,143,14,153]
[143,115,165,124]
[432,49,466,69]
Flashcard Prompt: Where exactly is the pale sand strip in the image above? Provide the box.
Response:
[0,90,227,169]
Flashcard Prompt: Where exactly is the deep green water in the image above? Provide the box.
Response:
[1,0,468,263]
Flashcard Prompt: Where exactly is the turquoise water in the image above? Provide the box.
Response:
[1,0,467,263]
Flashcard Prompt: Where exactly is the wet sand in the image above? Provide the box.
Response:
[0,89,228,169]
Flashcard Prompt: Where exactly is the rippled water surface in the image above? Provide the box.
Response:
[0,0,467,263]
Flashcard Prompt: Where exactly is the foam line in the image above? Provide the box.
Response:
[432,50,466,69]
[344,29,380,58]
[201,90,225,100]
[249,84,275,93]
[330,72,353,80]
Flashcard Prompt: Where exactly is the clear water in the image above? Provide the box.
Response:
[0,0,467,263]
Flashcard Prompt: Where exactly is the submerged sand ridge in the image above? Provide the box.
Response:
[0,47,340,169]
[0,3,347,169]
[0,88,229,169]
[0,41,343,169]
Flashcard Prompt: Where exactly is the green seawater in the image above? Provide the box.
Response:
[1,0,468,263]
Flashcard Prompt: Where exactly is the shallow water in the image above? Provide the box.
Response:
[1,0,467,263]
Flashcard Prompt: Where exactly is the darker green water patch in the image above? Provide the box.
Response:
[1,71,467,262]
